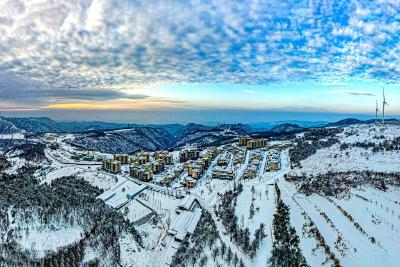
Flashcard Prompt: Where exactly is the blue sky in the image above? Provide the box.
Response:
[0,0,399,123]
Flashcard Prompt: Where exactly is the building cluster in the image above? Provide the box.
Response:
[238,136,267,149]
[182,148,218,188]
[227,145,246,165]
[243,150,263,179]
[212,153,235,180]
[264,149,281,172]
[100,140,279,188]
[129,151,173,182]
[101,151,174,181]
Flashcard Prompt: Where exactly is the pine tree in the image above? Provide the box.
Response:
[234,253,239,266]
[268,185,308,267]
[249,202,255,219]
[226,247,232,263]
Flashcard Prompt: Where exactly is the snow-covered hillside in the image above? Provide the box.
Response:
[67,127,173,153]
[1,122,399,266]
[0,117,25,135]
[290,124,400,176]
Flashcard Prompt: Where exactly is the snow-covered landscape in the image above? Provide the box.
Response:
[1,117,400,267]
[2,0,400,265]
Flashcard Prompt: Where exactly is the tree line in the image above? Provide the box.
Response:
[268,184,308,267]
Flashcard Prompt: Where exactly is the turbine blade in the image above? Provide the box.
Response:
[382,86,386,101]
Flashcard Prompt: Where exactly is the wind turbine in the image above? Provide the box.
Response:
[382,86,389,124]
[375,99,379,123]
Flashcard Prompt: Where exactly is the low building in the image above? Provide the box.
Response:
[244,166,257,179]
[176,195,200,213]
[163,154,173,165]
[154,151,167,160]
[233,154,244,165]
[212,167,235,180]
[191,168,202,179]
[182,178,196,188]
[217,157,228,166]
[130,152,150,165]
[71,154,81,161]
[268,161,280,171]
[186,159,205,179]
[203,147,218,160]
[202,156,211,168]
[160,174,175,186]
[168,208,202,242]
[83,154,94,161]
[102,159,121,174]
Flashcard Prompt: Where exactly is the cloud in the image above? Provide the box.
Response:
[0,72,148,106]
[330,89,376,96]
[0,0,399,100]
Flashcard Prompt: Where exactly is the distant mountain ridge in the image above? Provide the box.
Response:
[270,123,303,133]
[249,120,327,130]
[67,123,256,153]
[2,116,399,154]
[2,117,184,135]
[326,118,400,127]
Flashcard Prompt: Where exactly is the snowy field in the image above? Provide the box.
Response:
[18,226,83,258]
[278,178,400,267]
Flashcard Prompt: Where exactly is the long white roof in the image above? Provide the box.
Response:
[169,208,202,240]
[178,195,197,210]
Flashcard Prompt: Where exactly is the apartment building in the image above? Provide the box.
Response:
[130,165,153,182]
[102,159,121,174]
[114,154,129,164]
[179,148,200,162]
[246,138,267,149]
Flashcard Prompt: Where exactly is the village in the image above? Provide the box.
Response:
[40,133,288,265]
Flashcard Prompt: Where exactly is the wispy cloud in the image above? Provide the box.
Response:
[330,89,376,96]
